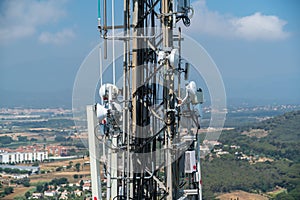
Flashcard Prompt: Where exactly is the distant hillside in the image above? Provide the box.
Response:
[251,110,300,143]
[202,110,300,200]
[220,110,300,162]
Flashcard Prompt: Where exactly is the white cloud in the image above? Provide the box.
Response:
[232,12,289,40]
[39,28,75,45]
[0,0,67,42]
[188,0,290,40]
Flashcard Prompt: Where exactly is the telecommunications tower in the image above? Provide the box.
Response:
[87,0,204,199]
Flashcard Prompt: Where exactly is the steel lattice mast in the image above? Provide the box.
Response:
[87,0,203,199]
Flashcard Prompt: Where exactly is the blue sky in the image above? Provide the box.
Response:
[0,0,299,107]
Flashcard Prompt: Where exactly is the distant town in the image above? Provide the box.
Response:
[0,107,91,199]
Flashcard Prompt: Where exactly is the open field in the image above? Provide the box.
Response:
[41,158,88,167]
[40,157,89,170]
[241,129,269,138]
[31,157,91,183]
[217,190,269,200]
[0,132,40,140]
[30,170,91,184]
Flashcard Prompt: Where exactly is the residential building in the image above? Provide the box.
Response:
[0,148,48,164]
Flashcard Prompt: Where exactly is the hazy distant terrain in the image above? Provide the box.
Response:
[0,89,72,108]
[1,106,299,199]
[202,110,300,199]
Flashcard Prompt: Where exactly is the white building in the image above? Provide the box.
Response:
[82,184,91,191]
[32,193,43,199]
[0,150,48,164]
[44,190,57,197]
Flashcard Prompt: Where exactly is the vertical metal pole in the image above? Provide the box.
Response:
[97,0,101,28]
[87,105,102,200]
[197,133,203,200]
[151,4,157,198]
[131,1,138,197]
[132,0,141,198]
[112,0,116,85]
[162,0,176,199]
[178,27,181,98]
[132,1,150,198]
[107,141,111,200]
[103,0,107,59]
[122,0,127,197]
[132,0,138,143]
[111,136,118,199]
[132,0,145,138]
[122,0,132,199]
[111,0,118,195]
[107,86,115,200]
[99,47,103,101]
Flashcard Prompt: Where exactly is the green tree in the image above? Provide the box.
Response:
[44,182,49,191]
[4,187,13,194]
[17,136,28,142]
[56,166,63,171]
[0,136,13,144]
[22,178,30,187]
[32,161,39,167]
[79,180,84,190]
[25,191,31,199]
[75,163,81,172]
[30,138,38,142]
[36,183,44,193]
[55,135,66,142]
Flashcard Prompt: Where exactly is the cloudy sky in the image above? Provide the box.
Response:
[0,0,299,107]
